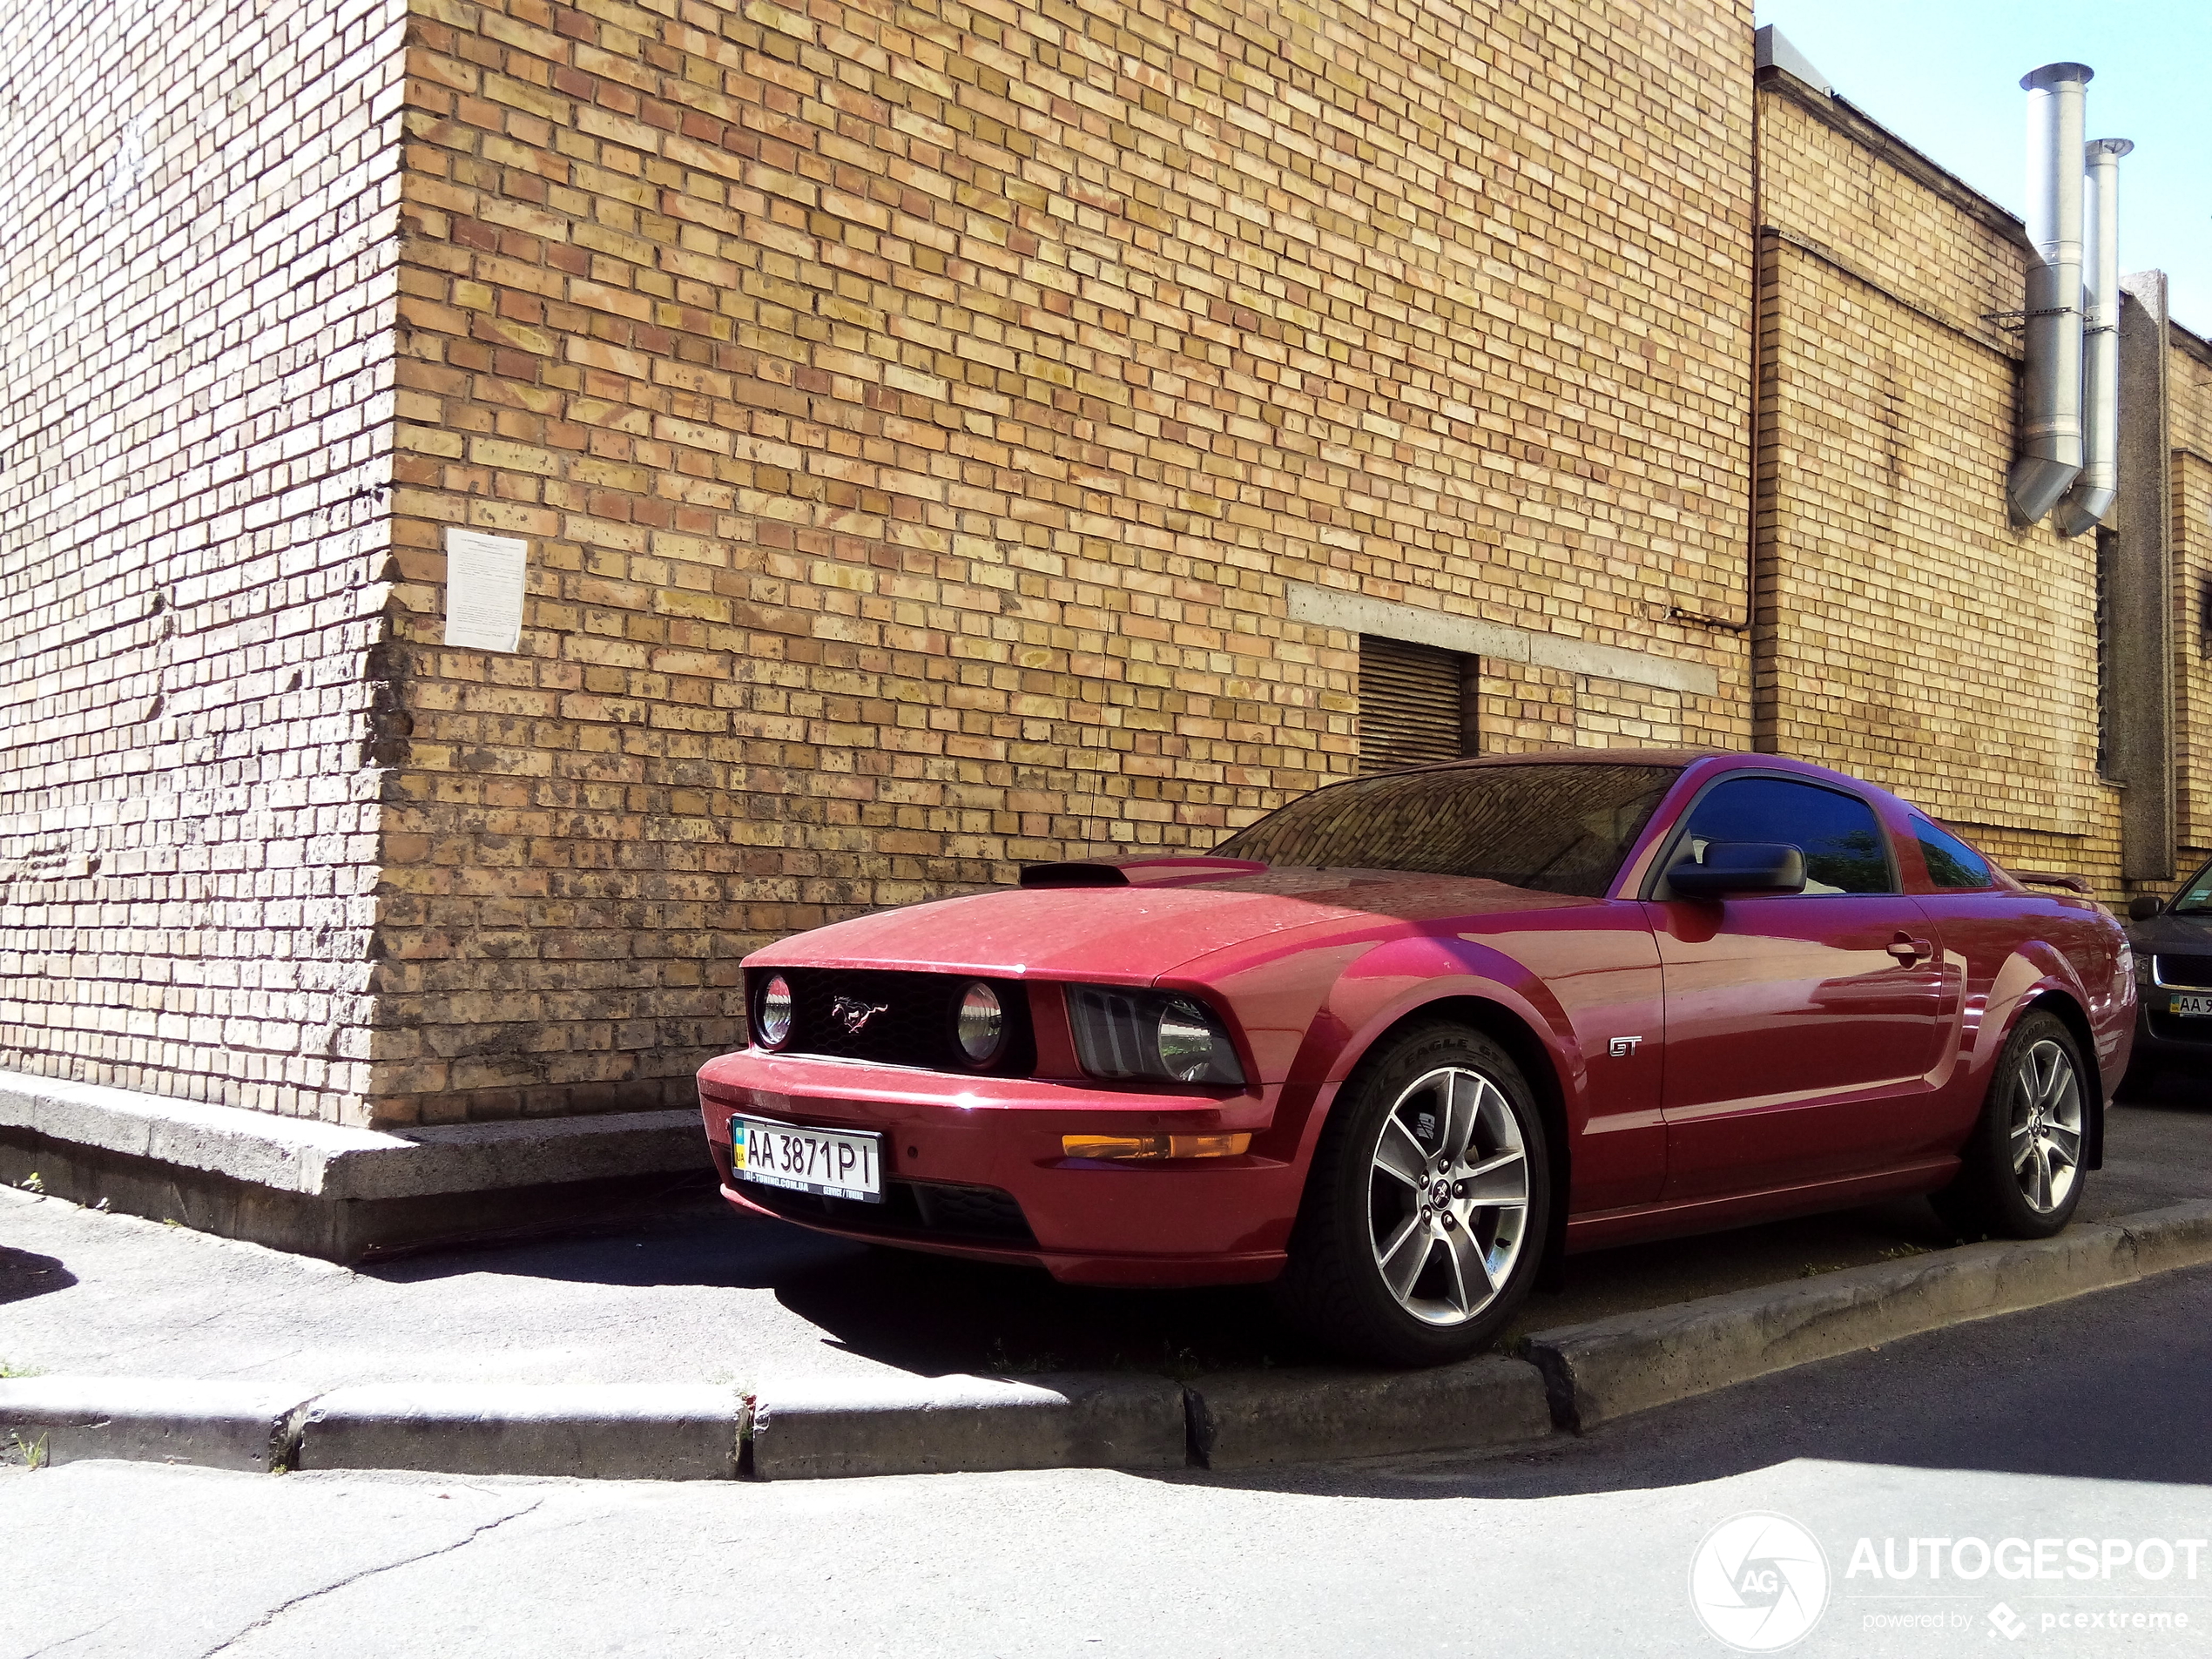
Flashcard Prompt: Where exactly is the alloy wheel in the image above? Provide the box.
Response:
[1365,1065,1531,1325]
[2008,1038,2084,1215]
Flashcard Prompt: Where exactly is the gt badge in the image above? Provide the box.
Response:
[1608,1035,1643,1058]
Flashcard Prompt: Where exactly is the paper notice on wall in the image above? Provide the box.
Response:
[442,529,528,652]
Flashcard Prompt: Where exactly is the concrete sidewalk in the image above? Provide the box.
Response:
[6,1098,2209,1393]
[4,1096,2210,1479]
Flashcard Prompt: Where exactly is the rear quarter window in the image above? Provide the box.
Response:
[1912,814,1993,889]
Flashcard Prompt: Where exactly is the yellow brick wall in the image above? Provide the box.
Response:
[16,1,2196,1135]
[1754,84,2122,895]
[372,0,1756,1124]
[0,0,406,1123]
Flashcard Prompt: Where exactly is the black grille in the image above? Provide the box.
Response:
[2156,954,2212,989]
[752,968,1035,1074]
[745,1179,1037,1246]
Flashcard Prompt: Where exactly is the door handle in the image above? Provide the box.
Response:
[1887,934,1934,964]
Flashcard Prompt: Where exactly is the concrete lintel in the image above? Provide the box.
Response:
[1285,583,1719,697]
[0,1067,705,1200]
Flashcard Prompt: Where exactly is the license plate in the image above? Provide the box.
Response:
[730,1116,883,1203]
[2175,995,2212,1017]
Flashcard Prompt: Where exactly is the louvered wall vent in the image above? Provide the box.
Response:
[1358,634,1477,774]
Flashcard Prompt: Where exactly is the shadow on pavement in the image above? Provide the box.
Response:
[346,1102,2211,1387]
[772,1247,1332,1376]
[361,1193,835,1292]
[0,1247,74,1306]
[1173,1263,2212,1501]
[358,1175,1976,1379]
[2114,1071,2212,1111]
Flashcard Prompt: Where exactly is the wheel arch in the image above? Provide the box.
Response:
[1312,994,1574,1281]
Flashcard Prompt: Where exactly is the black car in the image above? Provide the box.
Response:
[2126,856,2212,1093]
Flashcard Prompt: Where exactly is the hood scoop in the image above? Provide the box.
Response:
[1018,856,1270,890]
[1020,861,1129,888]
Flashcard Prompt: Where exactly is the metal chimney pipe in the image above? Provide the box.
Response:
[2007,62,2093,529]
[2054,137,2134,536]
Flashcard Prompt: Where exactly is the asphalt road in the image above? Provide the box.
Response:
[10,1259,2212,1657]
[3,1097,2209,1389]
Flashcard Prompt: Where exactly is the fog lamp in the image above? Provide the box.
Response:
[955,981,1005,1065]
[756,974,794,1049]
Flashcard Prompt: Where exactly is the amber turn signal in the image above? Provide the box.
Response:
[1062,1131,1251,1161]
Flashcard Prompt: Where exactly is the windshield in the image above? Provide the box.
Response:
[2172,857,2212,915]
[1213,763,1682,898]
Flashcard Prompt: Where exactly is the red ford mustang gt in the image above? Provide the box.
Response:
[697,751,2134,1364]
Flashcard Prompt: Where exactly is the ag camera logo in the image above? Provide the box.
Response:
[1689,1512,1831,1650]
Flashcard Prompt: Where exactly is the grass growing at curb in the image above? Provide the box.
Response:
[3,1432,48,1471]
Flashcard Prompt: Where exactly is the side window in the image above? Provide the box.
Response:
[1677,777,1897,895]
[1912,813,1993,890]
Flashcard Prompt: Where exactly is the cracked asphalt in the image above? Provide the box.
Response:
[10,1260,2212,1657]
[3,1096,2209,1392]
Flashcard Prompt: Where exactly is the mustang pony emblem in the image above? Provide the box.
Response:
[831,995,890,1035]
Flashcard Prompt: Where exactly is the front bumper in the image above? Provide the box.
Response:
[696,1048,1305,1287]
[2131,997,2212,1069]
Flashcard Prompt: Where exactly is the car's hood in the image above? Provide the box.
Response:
[747,863,1599,983]
[2128,911,2212,954]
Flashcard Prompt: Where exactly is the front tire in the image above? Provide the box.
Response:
[1932,1008,2089,1240]
[1275,1022,1552,1366]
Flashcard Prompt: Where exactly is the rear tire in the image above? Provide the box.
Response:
[1274,1022,1552,1366]
[1931,1008,2089,1240]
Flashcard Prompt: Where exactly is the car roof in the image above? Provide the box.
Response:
[1390,748,1879,789]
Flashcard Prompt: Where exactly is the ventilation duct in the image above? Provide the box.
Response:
[2006,63,2093,529]
[2054,137,2133,537]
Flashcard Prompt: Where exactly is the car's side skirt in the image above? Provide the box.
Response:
[1563,1156,1959,1254]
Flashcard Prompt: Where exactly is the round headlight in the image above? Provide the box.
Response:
[955,981,1004,1065]
[756,974,794,1049]
[1156,998,1231,1083]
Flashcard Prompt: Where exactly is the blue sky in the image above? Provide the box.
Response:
[1754,1,2210,334]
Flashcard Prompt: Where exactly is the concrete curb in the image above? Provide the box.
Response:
[751,1372,1187,1480]
[1186,1356,1550,1468]
[294,1384,744,1480]
[0,1378,314,1472]
[1521,1200,2212,1431]
[11,1199,2212,1480]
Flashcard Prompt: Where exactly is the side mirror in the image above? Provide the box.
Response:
[2129,894,2164,921]
[1668,841,1807,900]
